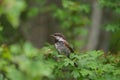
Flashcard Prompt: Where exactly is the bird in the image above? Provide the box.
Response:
[50,33,78,67]
[50,33,74,57]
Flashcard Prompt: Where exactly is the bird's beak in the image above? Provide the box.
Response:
[50,35,55,38]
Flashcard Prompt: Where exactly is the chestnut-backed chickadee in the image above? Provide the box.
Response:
[50,33,74,57]
[51,33,78,67]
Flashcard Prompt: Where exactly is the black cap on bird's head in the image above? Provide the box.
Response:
[50,33,65,40]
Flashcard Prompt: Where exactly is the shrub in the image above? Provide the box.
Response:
[0,42,120,80]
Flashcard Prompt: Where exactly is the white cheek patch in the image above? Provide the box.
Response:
[56,36,64,42]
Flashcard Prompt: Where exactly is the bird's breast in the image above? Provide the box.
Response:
[55,42,70,56]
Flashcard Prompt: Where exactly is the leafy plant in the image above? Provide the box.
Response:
[0,42,56,80]
[0,42,120,80]
[0,0,26,28]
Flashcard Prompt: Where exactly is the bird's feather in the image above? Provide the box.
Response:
[63,40,74,53]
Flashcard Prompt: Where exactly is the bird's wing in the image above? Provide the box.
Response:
[64,40,74,53]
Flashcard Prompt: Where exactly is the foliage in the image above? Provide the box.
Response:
[0,42,56,80]
[97,0,120,52]
[52,50,120,80]
[0,0,120,80]
[53,0,90,48]
[98,0,120,32]
[0,0,26,44]
[0,43,120,80]
[0,0,26,28]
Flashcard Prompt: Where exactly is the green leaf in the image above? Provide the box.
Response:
[105,24,120,32]
[4,0,26,28]
[27,7,39,18]
[80,69,92,77]
[72,69,80,78]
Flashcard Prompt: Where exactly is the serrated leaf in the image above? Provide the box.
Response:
[72,69,80,78]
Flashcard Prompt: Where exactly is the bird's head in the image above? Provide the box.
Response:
[50,33,65,42]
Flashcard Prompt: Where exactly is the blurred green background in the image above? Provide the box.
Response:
[0,0,120,80]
